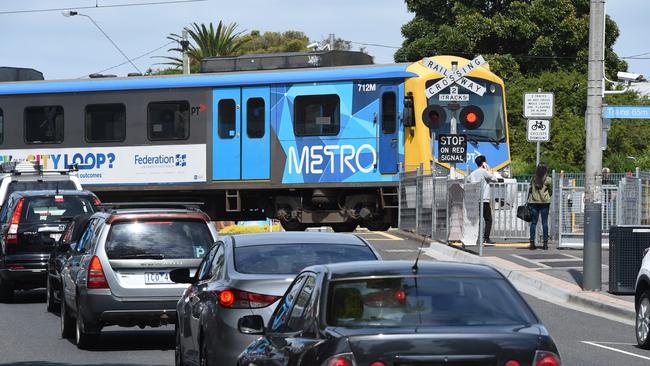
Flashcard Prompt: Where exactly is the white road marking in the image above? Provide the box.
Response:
[384,249,419,253]
[581,341,650,360]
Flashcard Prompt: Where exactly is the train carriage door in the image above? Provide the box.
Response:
[379,87,399,174]
[213,88,241,180]
[242,87,270,180]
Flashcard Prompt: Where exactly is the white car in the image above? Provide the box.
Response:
[635,247,650,348]
[0,161,82,206]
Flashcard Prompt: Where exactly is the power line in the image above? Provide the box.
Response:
[78,41,174,78]
[0,0,207,15]
[349,41,400,49]
[75,13,142,74]
[622,51,650,59]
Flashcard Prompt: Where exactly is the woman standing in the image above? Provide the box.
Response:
[528,163,552,250]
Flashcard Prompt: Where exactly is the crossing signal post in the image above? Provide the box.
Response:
[420,55,488,178]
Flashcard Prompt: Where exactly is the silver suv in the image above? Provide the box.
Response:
[58,203,218,349]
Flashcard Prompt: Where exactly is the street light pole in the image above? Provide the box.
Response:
[583,0,606,291]
[62,10,142,74]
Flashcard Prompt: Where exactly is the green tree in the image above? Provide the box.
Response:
[394,0,650,174]
[237,30,310,54]
[395,0,626,78]
[159,21,246,70]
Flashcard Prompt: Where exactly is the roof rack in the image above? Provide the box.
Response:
[98,202,204,211]
[0,161,79,175]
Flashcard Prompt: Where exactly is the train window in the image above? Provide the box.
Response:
[381,92,397,134]
[246,98,265,139]
[85,104,126,142]
[24,106,64,144]
[147,101,190,140]
[293,94,340,137]
[0,108,3,144]
[218,99,237,139]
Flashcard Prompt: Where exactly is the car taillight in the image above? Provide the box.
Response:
[6,198,24,245]
[93,196,101,205]
[505,361,521,366]
[54,195,64,202]
[534,351,561,366]
[217,288,280,309]
[323,353,357,366]
[87,256,109,289]
[370,362,386,366]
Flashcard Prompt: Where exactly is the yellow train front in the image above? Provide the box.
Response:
[403,56,511,177]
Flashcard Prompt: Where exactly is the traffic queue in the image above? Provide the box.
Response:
[0,163,562,366]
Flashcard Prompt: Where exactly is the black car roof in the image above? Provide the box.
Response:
[229,232,366,248]
[9,190,95,198]
[305,260,503,280]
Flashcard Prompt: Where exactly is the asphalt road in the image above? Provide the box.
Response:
[0,231,648,366]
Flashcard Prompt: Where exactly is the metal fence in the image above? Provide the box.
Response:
[399,166,650,250]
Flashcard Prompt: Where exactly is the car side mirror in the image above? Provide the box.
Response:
[170,268,195,284]
[57,242,71,252]
[238,315,265,335]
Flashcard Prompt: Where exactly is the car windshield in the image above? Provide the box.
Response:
[21,196,95,223]
[327,276,536,327]
[234,244,377,275]
[8,180,77,196]
[105,220,213,259]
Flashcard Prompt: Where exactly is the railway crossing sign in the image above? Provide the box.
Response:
[527,119,550,142]
[421,56,487,98]
[524,92,554,119]
[438,134,467,164]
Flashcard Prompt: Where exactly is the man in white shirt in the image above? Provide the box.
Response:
[466,155,497,244]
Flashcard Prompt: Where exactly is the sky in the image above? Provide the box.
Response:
[0,1,648,80]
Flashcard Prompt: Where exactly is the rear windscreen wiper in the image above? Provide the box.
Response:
[117,254,165,260]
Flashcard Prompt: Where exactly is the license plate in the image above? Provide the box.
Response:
[144,272,173,284]
[49,233,62,242]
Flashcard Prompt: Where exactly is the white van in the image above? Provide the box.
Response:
[0,161,82,206]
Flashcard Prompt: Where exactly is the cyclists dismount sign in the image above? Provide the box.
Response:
[527,120,550,142]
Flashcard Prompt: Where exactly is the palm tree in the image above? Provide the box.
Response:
[158,21,246,69]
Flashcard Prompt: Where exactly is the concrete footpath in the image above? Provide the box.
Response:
[397,230,636,324]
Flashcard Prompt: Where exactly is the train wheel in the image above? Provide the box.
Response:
[364,220,391,231]
[280,219,306,232]
[331,222,358,232]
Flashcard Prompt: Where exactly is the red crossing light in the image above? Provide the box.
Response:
[460,105,484,130]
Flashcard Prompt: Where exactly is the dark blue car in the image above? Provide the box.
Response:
[236,260,561,366]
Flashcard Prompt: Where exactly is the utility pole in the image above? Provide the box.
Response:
[329,33,335,50]
[181,28,190,75]
[583,0,606,291]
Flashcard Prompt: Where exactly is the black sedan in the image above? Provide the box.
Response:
[236,260,561,366]
[46,213,93,312]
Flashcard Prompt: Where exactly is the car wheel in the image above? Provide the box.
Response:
[637,290,650,349]
[0,281,13,303]
[75,307,97,349]
[199,337,210,366]
[60,299,75,339]
[175,323,184,366]
[46,277,58,313]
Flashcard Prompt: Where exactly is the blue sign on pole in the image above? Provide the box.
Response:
[602,105,650,119]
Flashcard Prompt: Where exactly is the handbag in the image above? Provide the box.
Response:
[516,184,533,222]
[517,204,532,222]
